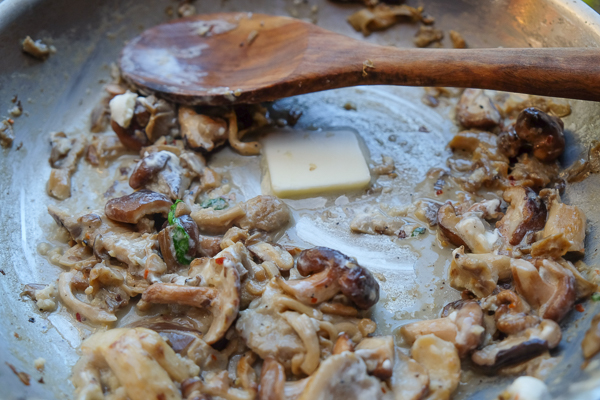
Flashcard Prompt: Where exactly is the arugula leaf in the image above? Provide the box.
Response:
[201,197,228,210]
[592,293,600,302]
[411,227,426,237]
[167,200,191,265]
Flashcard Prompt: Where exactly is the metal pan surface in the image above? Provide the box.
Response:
[1,0,600,398]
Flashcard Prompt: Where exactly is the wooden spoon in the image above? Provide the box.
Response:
[120,12,600,106]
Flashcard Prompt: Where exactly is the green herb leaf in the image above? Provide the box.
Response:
[201,197,228,210]
[166,200,191,265]
[172,224,192,265]
[411,227,426,237]
[592,293,600,302]
[168,199,182,226]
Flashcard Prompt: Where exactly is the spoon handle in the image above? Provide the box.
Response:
[349,47,600,101]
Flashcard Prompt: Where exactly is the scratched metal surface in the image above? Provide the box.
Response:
[0,0,599,398]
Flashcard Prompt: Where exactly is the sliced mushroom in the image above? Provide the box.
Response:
[471,319,561,370]
[58,270,117,324]
[141,257,240,344]
[530,233,572,259]
[181,370,255,400]
[437,202,469,248]
[493,290,540,335]
[129,151,190,200]
[179,106,228,152]
[72,328,199,400]
[448,130,498,153]
[158,215,200,271]
[105,189,172,224]
[497,186,547,246]
[354,336,395,379]
[498,124,525,158]
[47,133,86,200]
[555,259,597,301]
[390,349,429,400]
[191,195,290,235]
[515,107,565,162]
[449,247,512,297]
[258,357,286,400]
[332,333,354,355]
[401,301,484,357]
[277,247,379,310]
[248,242,294,271]
[237,195,290,232]
[297,352,385,400]
[582,313,600,360]
[511,258,576,322]
[456,89,501,130]
[411,334,461,400]
[110,92,177,150]
[540,189,586,255]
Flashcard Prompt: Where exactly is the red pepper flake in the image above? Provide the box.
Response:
[381,387,386,393]
[144,269,149,279]
[7,119,14,124]
[211,354,217,361]
[215,257,225,265]
[76,313,82,322]
[436,189,443,195]
[311,298,317,304]
[508,302,517,309]
[576,304,585,312]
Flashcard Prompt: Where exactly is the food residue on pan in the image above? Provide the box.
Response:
[12,4,600,400]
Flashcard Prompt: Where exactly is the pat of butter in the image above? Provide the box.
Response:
[261,129,371,197]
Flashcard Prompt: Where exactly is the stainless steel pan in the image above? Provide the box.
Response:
[1,0,600,398]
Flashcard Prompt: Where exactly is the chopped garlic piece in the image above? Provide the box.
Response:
[34,358,46,372]
[501,376,551,400]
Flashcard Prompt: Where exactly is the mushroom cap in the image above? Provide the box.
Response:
[179,106,228,152]
[237,195,290,232]
[471,319,561,370]
[498,186,547,246]
[437,202,469,249]
[456,89,501,130]
[515,107,565,162]
[129,151,171,189]
[105,189,172,224]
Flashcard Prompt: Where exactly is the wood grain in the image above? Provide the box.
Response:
[120,13,600,105]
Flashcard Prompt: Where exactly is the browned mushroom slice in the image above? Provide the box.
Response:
[129,150,190,200]
[105,190,172,224]
[411,334,461,400]
[437,202,469,248]
[515,107,565,162]
[110,92,177,151]
[448,130,498,153]
[401,301,484,357]
[582,313,600,360]
[141,257,240,344]
[511,258,576,322]
[332,333,354,355]
[237,195,290,232]
[449,247,512,297]
[555,259,597,301]
[190,195,290,235]
[179,106,228,152]
[530,233,572,259]
[539,189,586,255]
[471,319,561,370]
[497,186,547,246]
[391,349,429,400]
[248,242,294,271]
[498,124,525,158]
[158,215,200,271]
[493,290,540,335]
[297,352,384,400]
[456,89,501,130]
[277,247,379,310]
[354,336,395,379]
